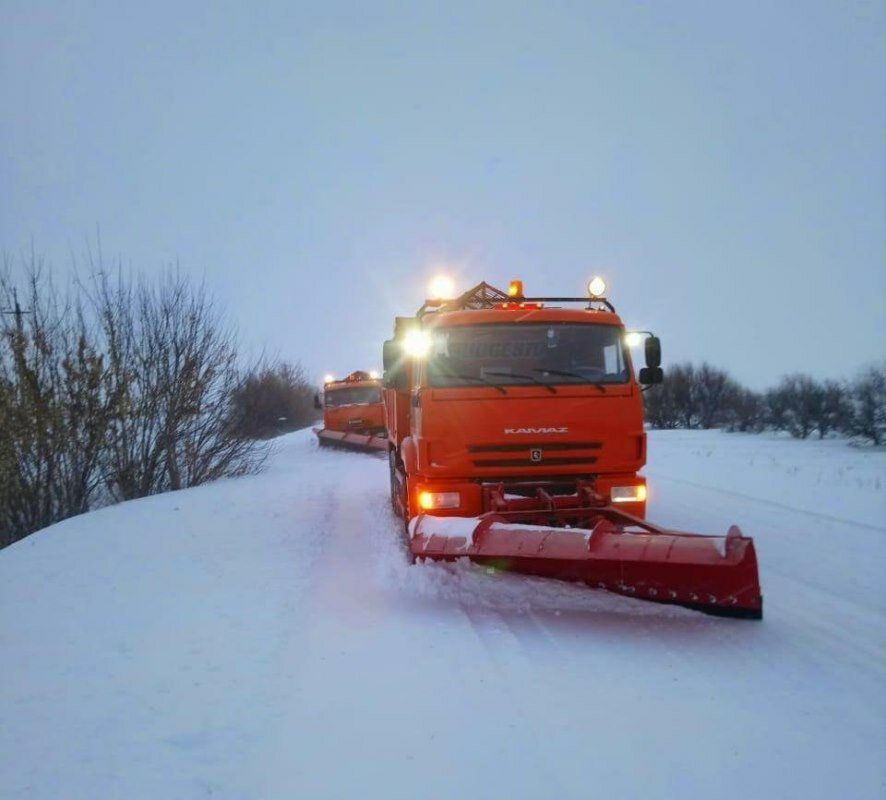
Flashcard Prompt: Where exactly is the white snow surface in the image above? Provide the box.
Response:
[1,429,884,799]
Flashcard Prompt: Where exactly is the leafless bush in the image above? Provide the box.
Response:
[723,387,765,433]
[642,380,680,429]
[767,375,819,439]
[766,374,851,440]
[0,260,120,545]
[92,269,268,501]
[644,363,738,430]
[814,380,852,440]
[694,363,738,430]
[0,255,270,547]
[643,362,696,429]
[228,361,319,439]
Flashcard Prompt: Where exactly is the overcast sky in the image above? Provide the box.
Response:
[2,1,883,389]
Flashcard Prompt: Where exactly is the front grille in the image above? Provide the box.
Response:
[468,440,601,468]
[472,456,598,468]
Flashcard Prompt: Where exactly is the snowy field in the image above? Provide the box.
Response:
[1,429,884,799]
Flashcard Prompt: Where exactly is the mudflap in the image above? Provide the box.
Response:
[409,513,763,620]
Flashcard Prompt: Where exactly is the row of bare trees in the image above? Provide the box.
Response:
[643,362,886,444]
[228,363,318,440]
[1,258,315,548]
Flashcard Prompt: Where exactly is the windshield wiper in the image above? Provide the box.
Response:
[483,371,557,394]
[440,373,508,394]
[530,368,607,393]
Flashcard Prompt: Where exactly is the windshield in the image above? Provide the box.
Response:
[324,386,382,407]
[426,323,629,388]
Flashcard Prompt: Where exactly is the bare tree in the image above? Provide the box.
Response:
[723,386,765,433]
[764,385,790,432]
[768,374,823,439]
[93,269,268,500]
[848,364,886,445]
[643,363,697,429]
[694,363,737,429]
[812,379,851,440]
[642,379,680,429]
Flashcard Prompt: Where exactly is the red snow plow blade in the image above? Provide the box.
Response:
[313,427,387,453]
[409,491,762,619]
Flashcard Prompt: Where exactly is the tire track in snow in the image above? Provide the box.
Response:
[455,606,576,798]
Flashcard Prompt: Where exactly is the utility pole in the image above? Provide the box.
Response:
[1,288,31,334]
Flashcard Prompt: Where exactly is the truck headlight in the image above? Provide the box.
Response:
[404,330,431,357]
[611,485,647,503]
[418,491,461,510]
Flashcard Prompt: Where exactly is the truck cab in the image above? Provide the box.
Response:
[317,371,386,436]
[383,280,662,521]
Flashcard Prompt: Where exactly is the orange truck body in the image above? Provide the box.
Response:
[321,379,386,436]
[314,371,387,452]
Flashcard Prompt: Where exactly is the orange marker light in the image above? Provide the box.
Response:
[611,485,647,503]
[508,280,524,298]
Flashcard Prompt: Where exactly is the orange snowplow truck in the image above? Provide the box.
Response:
[313,371,387,452]
[383,279,763,619]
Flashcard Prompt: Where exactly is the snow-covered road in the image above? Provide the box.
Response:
[2,430,884,799]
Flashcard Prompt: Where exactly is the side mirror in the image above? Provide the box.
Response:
[645,336,661,368]
[382,340,408,391]
[313,393,322,410]
[382,340,398,371]
[639,367,664,385]
[384,368,408,391]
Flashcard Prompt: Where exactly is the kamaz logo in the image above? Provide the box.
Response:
[503,427,568,434]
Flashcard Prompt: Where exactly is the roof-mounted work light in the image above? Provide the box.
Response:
[587,276,607,298]
[403,329,432,358]
[429,275,456,300]
[508,279,524,299]
[323,374,335,384]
